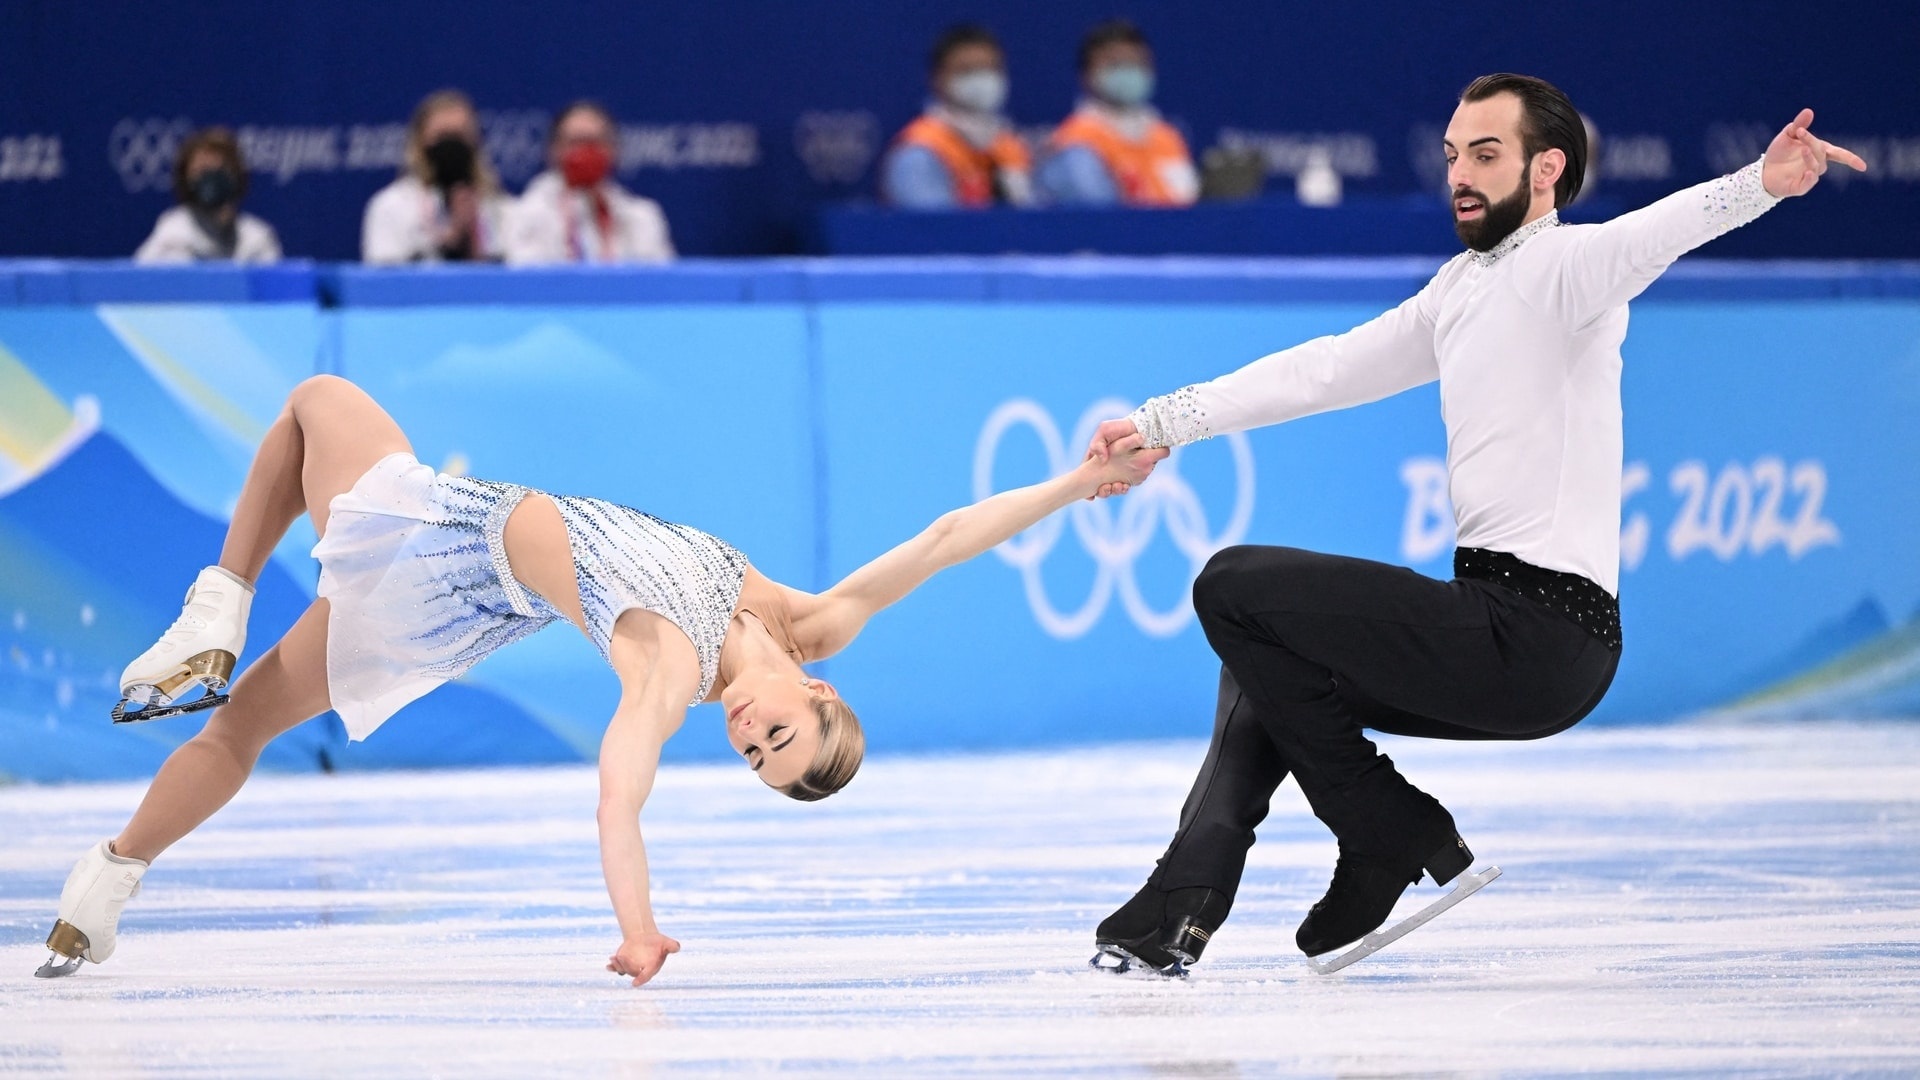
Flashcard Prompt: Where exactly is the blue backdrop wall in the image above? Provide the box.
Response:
[1,1,1917,259]
[2,258,1917,783]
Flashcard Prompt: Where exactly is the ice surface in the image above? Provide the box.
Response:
[3,723,1919,1077]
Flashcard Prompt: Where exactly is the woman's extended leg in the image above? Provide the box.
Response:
[42,377,419,972]
[119,374,417,859]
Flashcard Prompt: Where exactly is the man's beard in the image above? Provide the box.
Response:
[1453,175,1534,252]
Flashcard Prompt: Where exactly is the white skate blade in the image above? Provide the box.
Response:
[34,952,84,978]
[1305,865,1501,975]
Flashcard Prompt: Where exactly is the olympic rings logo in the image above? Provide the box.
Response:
[973,398,1256,640]
[108,117,195,192]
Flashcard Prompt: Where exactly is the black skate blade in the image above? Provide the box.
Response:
[34,952,83,978]
[1090,946,1187,979]
[1305,864,1502,975]
[112,691,230,725]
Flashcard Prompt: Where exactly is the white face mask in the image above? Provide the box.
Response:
[1093,64,1154,108]
[945,69,1009,114]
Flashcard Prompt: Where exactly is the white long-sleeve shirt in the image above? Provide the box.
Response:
[1130,159,1783,596]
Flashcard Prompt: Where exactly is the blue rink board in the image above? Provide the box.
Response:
[0,259,1916,780]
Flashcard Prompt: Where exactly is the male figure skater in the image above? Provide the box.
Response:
[1086,74,1866,975]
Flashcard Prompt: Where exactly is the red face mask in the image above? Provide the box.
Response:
[559,142,613,188]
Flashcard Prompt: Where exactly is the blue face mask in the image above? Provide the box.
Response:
[1093,64,1154,108]
[946,69,1009,114]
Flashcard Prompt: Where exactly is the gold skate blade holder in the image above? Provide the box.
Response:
[114,651,236,724]
[35,921,89,978]
[169,650,237,694]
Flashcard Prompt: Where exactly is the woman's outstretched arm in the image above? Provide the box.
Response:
[596,620,699,986]
[800,436,1166,659]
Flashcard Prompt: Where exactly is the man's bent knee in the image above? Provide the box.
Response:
[1194,545,1319,618]
[1193,545,1256,616]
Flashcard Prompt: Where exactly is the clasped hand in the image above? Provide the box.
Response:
[1082,418,1165,499]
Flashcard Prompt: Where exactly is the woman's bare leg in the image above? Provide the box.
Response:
[116,375,416,860]
[114,599,333,862]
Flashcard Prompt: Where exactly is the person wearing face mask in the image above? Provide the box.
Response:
[881,24,1034,208]
[361,89,509,264]
[1039,19,1198,207]
[134,128,282,264]
[502,101,674,265]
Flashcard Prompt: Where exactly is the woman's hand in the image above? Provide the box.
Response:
[1081,432,1169,496]
[607,931,681,987]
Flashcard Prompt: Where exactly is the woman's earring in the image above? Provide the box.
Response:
[800,677,811,688]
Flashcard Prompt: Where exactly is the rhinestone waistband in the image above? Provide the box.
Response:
[1454,547,1621,652]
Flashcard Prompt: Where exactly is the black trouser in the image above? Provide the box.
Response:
[1143,545,1619,900]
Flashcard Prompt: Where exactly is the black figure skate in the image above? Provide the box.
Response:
[1298,833,1501,974]
[1090,884,1230,978]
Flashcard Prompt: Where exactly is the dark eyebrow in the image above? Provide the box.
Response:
[772,729,796,753]
[746,748,762,772]
[1468,137,1503,148]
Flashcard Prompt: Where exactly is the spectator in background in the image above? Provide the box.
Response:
[1040,20,1199,207]
[361,89,508,264]
[503,101,674,264]
[134,127,281,264]
[881,24,1034,208]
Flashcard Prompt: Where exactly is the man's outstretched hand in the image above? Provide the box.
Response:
[1085,417,1150,499]
[1762,109,1867,198]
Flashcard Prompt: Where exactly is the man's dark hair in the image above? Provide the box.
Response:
[172,127,249,206]
[1459,73,1587,208]
[1077,19,1149,74]
[928,23,1001,75]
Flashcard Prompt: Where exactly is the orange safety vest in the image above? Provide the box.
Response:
[1048,112,1195,206]
[892,115,1032,207]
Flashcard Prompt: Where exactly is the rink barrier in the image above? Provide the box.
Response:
[0,257,1916,781]
[6,258,1920,308]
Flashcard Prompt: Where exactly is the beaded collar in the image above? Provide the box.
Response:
[1469,209,1561,267]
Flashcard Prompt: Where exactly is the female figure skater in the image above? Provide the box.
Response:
[38,375,1164,984]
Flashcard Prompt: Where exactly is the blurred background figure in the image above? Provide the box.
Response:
[503,101,674,264]
[361,89,508,264]
[881,24,1035,209]
[133,127,282,264]
[1040,19,1198,207]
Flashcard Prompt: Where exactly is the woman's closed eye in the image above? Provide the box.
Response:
[744,726,793,772]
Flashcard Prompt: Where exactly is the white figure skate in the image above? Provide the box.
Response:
[114,565,253,723]
[35,840,149,978]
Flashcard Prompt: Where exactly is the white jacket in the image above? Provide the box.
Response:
[360,175,508,264]
[134,206,282,264]
[502,171,674,265]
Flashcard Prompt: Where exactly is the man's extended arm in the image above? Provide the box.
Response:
[1118,270,1449,454]
[1532,109,1866,325]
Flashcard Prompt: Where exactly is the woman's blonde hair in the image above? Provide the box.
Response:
[780,698,864,802]
[403,88,502,196]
